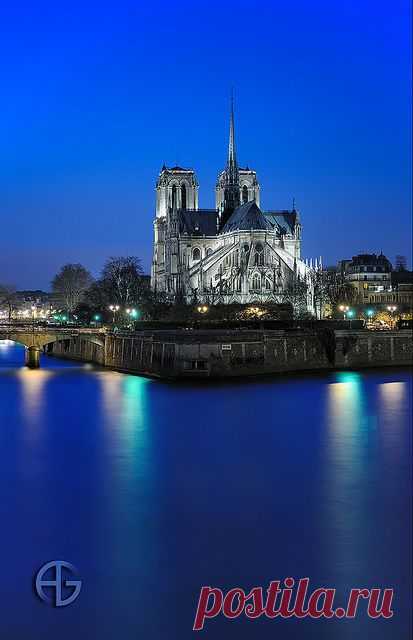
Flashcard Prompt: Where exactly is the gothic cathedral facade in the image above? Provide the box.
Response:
[151,104,319,312]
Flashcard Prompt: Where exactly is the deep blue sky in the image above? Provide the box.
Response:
[1,0,411,290]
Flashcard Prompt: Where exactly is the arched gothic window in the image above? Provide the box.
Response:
[254,243,264,266]
[206,248,213,257]
[181,184,187,210]
[251,274,261,290]
[171,184,177,209]
[242,185,248,204]
[192,247,201,261]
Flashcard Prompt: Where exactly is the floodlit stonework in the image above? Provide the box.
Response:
[151,103,321,311]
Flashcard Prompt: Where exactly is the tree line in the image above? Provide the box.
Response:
[50,257,165,323]
[1,257,357,324]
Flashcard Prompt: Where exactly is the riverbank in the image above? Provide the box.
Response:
[48,328,413,379]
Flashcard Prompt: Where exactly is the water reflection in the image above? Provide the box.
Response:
[0,339,14,349]
[17,368,54,417]
[323,373,366,571]
[0,343,410,640]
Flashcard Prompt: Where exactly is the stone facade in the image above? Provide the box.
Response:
[151,104,321,311]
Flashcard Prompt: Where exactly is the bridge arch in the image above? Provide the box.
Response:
[0,328,106,368]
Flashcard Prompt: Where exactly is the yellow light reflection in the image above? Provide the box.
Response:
[17,368,54,416]
[378,381,408,464]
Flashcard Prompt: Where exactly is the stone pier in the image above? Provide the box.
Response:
[25,346,41,369]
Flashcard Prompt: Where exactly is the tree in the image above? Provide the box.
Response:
[99,256,145,307]
[51,263,93,313]
[312,268,356,318]
[0,284,17,322]
[86,257,152,323]
[280,274,309,318]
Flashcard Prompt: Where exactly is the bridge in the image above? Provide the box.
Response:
[0,325,106,368]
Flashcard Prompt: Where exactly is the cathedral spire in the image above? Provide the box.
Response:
[227,91,237,171]
[219,93,240,228]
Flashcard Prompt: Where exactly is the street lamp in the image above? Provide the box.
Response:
[338,304,349,320]
[387,305,397,329]
[109,305,120,323]
[197,305,209,314]
[125,308,139,327]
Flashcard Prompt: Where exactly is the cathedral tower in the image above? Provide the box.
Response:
[156,166,199,218]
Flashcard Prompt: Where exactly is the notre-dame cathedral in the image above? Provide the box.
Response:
[151,103,320,312]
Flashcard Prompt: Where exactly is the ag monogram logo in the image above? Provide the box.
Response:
[35,560,82,607]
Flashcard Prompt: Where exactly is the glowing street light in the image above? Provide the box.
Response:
[109,305,120,323]
[338,304,349,319]
[126,308,139,319]
[387,305,397,329]
[197,305,209,314]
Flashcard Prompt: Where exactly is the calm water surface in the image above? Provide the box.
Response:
[0,341,411,639]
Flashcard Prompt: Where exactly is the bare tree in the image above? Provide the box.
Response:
[280,274,309,318]
[51,264,93,313]
[90,256,145,308]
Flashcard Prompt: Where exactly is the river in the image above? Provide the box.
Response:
[0,341,411,639]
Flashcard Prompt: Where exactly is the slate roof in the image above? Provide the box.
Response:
[175,204,298,237]
[221,202,273,233]
[161,165,193,173]
[178,209,218,236]
[264,210,297,235]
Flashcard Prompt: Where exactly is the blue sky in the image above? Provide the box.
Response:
[0,0,411,289]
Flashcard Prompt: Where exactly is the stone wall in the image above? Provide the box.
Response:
[49,329,413,379]
[50,337,105,365]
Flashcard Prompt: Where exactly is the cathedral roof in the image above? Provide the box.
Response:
[160,165,194,173]
[221,201,273,233]
[264,210,297,235]
[178,209,218,236]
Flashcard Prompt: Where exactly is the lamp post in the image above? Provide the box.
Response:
[109,305,120,324]
[338,304,349,320]
[366,308,375,327]
[125,308,139,328]
[197,305,209,315]
[387,305,397,329]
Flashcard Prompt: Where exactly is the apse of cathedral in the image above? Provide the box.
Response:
[151,103,320,312]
